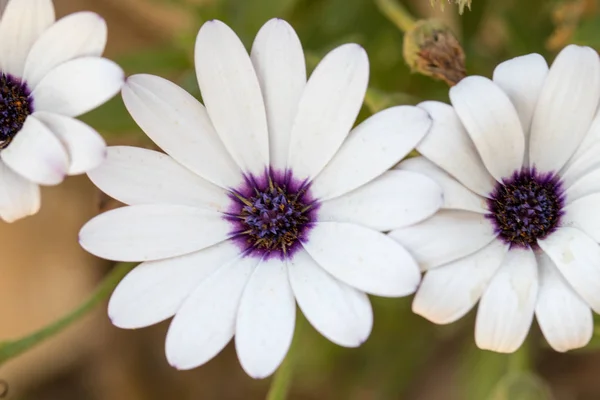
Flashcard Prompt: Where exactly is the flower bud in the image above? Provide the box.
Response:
[403,19,466,86]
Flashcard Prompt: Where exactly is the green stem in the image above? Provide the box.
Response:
[266,316,308,400]
[266,349,295,400]
[374,0,416,32]
[0,262,134,366]
[507,340,531,374]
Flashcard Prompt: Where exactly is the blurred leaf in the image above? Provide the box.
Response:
[488,373,553,400]
[364,87,420,113]
[572,15,600,48]
[80,96,137,135]
[116,46,192,75]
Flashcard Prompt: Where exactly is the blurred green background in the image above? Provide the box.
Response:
[3,0,600,399]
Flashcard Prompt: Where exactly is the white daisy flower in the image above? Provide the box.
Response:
[390,45,600,353]
[78,19,441,378]
[0,0,123,222]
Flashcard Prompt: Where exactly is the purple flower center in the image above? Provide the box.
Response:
[486,167,565,248]
[0,73,33,149]
[226,170,318,260]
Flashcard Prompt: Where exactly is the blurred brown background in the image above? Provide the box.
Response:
[2,0,600,399]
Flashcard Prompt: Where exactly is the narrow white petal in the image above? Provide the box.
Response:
[475,248,537,353]
[87,146,229,211]
[236,258,296,379]
[412,240,509,324]
[195,20,269,176]
[529,45,600,172]
[0,0,54,77]
[389,210,496,271]
[565,167,600,202]
[303,222,420,297]
[1,115,68,185]
[492,53,548,138]
[318,170,442,231]
[165,256,258,370]
[397,157,488,213]
[449,76,525,182]
[561,105,600,186]
[122,74,240,188]
[287,44,369,181]
[538,227,600,313]
[535,252,593,352]
[417,101,495,197]
[288,249,372,347]
[32,56,124,117]
[79,204,231,262]
[108,240,241,329]
[311,106,431,200]
[564,193,600,242]
[34,111,106,175]
[0,160,40,222]
[24,12,107,88]
[251,19,306,170]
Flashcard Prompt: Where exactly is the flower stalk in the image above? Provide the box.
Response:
[0,262,134,366]
[374,0,416,32]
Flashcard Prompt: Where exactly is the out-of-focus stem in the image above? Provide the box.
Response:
[374,0,416,32]
[0,263,134,366]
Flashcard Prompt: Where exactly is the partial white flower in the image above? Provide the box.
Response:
[391,45,600,354]
[0,0,123,222]
[79,19,441,378]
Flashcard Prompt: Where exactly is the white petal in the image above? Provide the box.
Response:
[0,160,40,222]
[287,43,369,181]
[538,226,600,313]
[165,256,258,370]
[318,170,442,231]
[417,101,495,197]
[412,240,508,324]
[535,252,593,352]
[564,167,600,202]
[389,210,496,271]
[79,204,232,262]
[529,45,600,172]
[1,115,68,185]
[302,222,420,297]
[195,20,269,176]
[397,157,488,213]
[250,19,306,170]
[561,107,600,185]
[32,56,123,117]
[311,106,431,200]
[564,193,600,242]
[475,248,537,353]
[235,258,296,379]
[87,146,228,211]
[122,74,240,188]
[108,240,240,329]
[0,0,54,77]
[288,249,372,347]
[492,53,548,138]
[34,111,105,175]
[449,76,525,182]
[24,12,107,88]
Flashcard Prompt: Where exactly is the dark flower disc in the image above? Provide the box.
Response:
[226,169,319,260]
[486,167,565,248]
[0,73,33,148]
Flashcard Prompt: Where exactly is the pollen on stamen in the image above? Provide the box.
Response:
[0,73,33,149]
[225,169,319,260]
[486,167,565,249]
